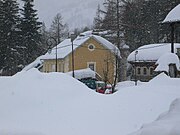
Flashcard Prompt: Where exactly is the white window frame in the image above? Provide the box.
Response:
[143,67,147,75]
[87,62,96,71]
[88,44,95,51]
[136,67,141,75]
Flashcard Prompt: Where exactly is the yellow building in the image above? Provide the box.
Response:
[41,32,120,84]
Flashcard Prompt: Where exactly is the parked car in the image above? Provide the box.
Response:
[80,79,113,94]
[79,78,97,90]
[96,81,106,94]
[104,84,112,94]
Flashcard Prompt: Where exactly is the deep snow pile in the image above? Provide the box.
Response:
[155,53,180,72]
[129,98,180,135]
[116,80,146,90]
[0,69,180,135]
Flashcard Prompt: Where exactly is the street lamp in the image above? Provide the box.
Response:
[70,32,76,78]
[134,50,138,86]
[46,37,58,72]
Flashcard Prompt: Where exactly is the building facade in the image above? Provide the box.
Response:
[41,32,120,84]
[128,43,180,82]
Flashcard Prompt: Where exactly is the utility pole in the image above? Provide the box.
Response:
[55,21,60,72]
[70,33,76,78]
[116,0,123,82]
[170,23,175,53]
[134,50,138,86]
[116,0,120,45]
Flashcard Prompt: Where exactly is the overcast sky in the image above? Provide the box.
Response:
[31,0,104,30]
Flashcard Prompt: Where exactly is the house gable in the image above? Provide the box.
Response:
[68,37,116,83]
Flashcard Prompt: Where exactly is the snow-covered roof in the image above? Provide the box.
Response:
[41,31,120,60]
[155,53,180,72]
[23,55,45,71]
[163,4,180,23]
[127,43,180,62]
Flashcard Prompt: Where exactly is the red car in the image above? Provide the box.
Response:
[96,81,112,94]
[96,81,106,94]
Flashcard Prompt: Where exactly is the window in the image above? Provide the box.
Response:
[88,44,95,51]
[137,67,141,75]
[143,67,147,75]
[89,64,95,71]
[150,67,154,75]
[51,64,56,72]
[87,62,96,71]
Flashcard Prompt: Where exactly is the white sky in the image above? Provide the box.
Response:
[32,0,104,29]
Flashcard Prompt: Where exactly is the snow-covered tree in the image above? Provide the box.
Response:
[20,0,42,65]
[0,0,5,72]
[0,0,21,75]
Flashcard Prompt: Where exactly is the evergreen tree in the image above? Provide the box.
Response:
[94,0,180,82]
[0,0,20,75]
[102,0,118,32]
[0,0,5,72]
[20,0,42,65]
[39,22,50,54]
[121,0,180,51]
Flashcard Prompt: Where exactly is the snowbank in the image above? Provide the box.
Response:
[116,80,146,90]
[0,69,180,135]
[129,98,180,135]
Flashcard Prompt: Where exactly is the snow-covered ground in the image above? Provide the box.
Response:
[129,98,180,135]
[0,69,180,135]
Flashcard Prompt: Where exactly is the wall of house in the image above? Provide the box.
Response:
[68,37,116,84]
[42,37,117,84]
[131,62,156,82]
[42,59,65,73]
